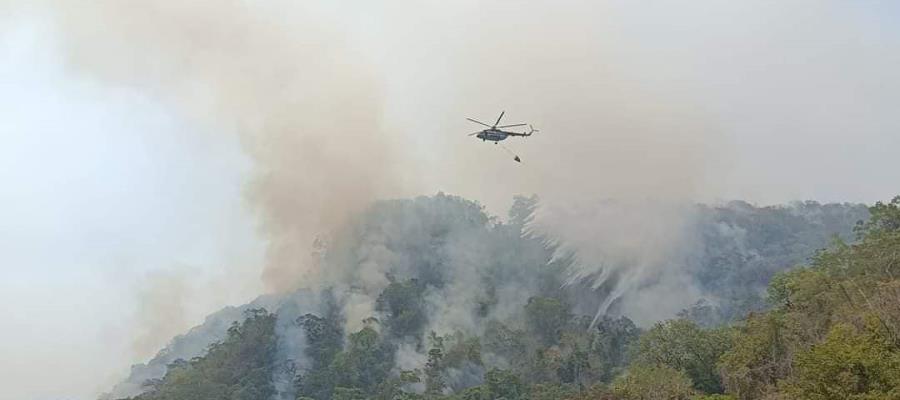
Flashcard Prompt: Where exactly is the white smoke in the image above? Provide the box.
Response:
[533,199,705,327]
[3,1,898,399]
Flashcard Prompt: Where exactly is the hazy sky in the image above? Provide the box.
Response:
[1,18,266,398]
[2,1,899,399]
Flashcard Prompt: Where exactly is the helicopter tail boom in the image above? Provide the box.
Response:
[506,125,538,137]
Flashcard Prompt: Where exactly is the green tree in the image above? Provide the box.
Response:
[720,195,900,399]
[528,383,577,400]
[329,326,395,394]
[634,319,731,394]
[781,322,900,400]
[298,325,395,399]
[560,384,621,400]
[332,387,367,400]
[444,369,525,400]
[441,332,482,369]
[373,369,423,400]
[482,321,528,369]
[485,368,525,400]
[298,312,344,369]
[717,312,791,400]
[376,279,428,339]
[557,350,590,385]
[453,385,491,400]
[295,312,345,400]
[592,316,641,382]
[612,364,695,400]
[425,332,447,395]
[855,195,900,237]
[131,309,277,400]
[525,296,572,345]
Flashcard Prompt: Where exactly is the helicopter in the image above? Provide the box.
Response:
[467,111,538,144]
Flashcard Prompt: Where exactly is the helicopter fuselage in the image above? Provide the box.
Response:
[476,129,510,142]
[467,112,534,144]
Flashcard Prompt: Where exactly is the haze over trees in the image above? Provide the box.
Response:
[106,194,900,400]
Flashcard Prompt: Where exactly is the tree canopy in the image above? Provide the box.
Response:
[114,194,895,400]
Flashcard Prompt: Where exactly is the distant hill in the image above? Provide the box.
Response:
[104,194,870,400]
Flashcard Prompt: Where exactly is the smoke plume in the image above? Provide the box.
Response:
[18,1,734,318]
[4,1,898,399]
[33,0,419,293]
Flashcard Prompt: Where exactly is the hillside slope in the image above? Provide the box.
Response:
[105,194,870,399]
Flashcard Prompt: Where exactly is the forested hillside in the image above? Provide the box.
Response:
[107,194,893,400]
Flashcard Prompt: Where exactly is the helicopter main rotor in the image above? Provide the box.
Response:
[466,111,527,135]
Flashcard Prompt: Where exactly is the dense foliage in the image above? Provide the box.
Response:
[115,195,892,400]
[131,309,278,400]
[718,196,900,400]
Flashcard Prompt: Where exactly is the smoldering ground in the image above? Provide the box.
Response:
[2,1,899,399]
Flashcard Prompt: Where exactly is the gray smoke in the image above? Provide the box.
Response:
[533,199,705,327]
[23,0,420,296]
[3,1,897,399]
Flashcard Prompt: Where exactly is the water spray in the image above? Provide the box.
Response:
[499,143,521,163]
